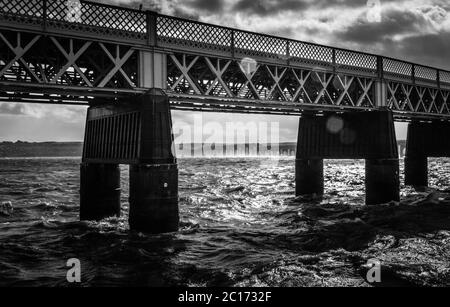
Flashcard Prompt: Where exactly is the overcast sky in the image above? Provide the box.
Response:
[2,0,450,142]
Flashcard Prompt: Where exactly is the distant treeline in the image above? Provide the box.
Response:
[0,140,407,158]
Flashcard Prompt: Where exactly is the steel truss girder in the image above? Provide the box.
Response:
[387,81,450,116]
[0,29,138,93]
[50,37,92,85]
[167,53,376,109]
[0,32,41,83]
[0,27,448,121]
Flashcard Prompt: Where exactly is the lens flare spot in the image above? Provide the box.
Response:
[239,57,258,76]
[326,116,344,134]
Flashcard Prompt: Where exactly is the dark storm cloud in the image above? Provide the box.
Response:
[232,0,309,16]
[387,33,450,70]
[93,0,224,16]
[431,0,450,11]
[265,25,294,37]
[162,0,224,19]
[0,103,25,115]
[94,0,145,9]
[335,8,429,43]
[188,0,225,13]
[171,7,200,20]
[232,0,369,16]
[332,5,450,69]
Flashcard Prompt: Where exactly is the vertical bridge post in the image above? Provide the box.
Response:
[80,163,121,220]
[405,121,450,187]
[139,50,167,89]
[296,110,399,205]
[128,91,178,233]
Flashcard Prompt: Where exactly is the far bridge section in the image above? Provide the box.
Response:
[0,0,450,119]
[1,0,450,234]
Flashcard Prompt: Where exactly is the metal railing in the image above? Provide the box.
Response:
[1,0,450,90]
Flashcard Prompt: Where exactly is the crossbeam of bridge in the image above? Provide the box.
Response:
[0,0,449,120]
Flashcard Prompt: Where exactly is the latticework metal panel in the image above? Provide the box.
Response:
[440,70,450,90]
[0,0,43,17]
[157,15,232,54]
[0,0,44,28]
[336,49,377,74]
[415,65,437,81]
[234,31,287,60]
[289,41,333,67]
[383,58,413,82]
[415,65,437,87]
[46,0,147,40]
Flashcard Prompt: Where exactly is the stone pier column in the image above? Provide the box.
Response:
[81,89,179,234]
[405,155,428,187]
[128,90,179,233]
[80,163,121,220]
[365,158,400,205]
[295,110,399,204]
[404,121,450,188]
[295,158,324,196]
[129,164,179,233]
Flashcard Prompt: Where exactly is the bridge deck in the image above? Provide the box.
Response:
[0,0,449,120]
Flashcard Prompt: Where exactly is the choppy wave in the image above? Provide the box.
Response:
[0,157,449,287]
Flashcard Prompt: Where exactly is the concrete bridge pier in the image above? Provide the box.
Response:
[296,110,400,205]
[365,158,400,204]
[295,159,324,196]
[80,163,121,220]
[405,121,450,187]
[405,155,428,187]
[81,89,179,233]
[128,92,179,233]
[129,163,178,233]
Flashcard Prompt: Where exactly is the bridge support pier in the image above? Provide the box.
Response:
[405,155,428,187]
[129,164,178,233]
[295,159,324,196]
[365,159,400,204]
[405,121,450,187]
[80,163,121,221]
[296,110,399,205]
[81,89,179,233]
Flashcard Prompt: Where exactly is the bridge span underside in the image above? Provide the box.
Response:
[1,0,450,233]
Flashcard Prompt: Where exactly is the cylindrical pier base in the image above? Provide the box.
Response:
[295,159,324,196]
[129,164,179,233]
[405,156,428,187]
[80,163,121,220]
[365,159,400,205]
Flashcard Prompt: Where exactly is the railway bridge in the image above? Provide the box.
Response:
[1,0,449,233]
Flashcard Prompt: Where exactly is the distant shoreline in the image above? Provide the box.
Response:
[0,142,83,158]
[0,141,407,158]
[0,156,82,160]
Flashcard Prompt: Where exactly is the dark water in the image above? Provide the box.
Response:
[0,157,449,287]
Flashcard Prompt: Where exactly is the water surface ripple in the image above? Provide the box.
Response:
[0,158,449,287]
